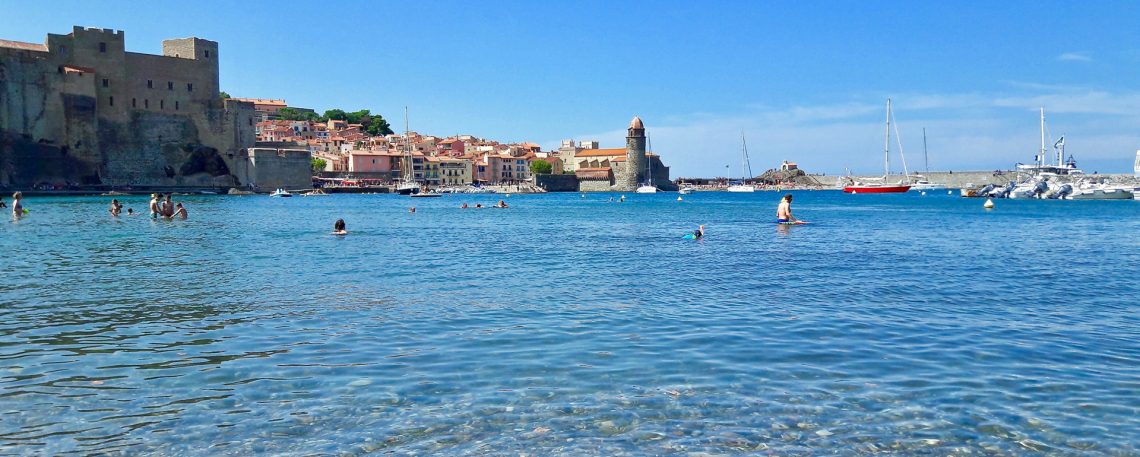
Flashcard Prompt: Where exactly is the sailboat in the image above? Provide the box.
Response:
[843,98,912,193]
[726,131,755,192]
[910,128,945,191]
[636,131,658,193]
[395,107,420,195]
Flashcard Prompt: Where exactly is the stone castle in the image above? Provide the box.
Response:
[0,26,309,190]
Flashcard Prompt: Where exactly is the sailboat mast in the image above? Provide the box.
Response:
[646,131,652,185]
[403,106,412,182]
[884,98,892,177]
[741,131,748,182]
[1039,107,1046,168]
[923,128,929,175]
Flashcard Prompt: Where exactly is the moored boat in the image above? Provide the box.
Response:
[269,188,292,197]
[844,98,911,194]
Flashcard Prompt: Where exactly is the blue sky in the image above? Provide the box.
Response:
[3,0,1139,176]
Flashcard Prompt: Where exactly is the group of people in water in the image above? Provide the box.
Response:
[458,200,509,209]
[102,193,187,219]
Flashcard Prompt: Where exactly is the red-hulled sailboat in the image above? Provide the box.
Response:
[843,98,912,194]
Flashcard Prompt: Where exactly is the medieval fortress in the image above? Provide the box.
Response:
[0,26,309,190]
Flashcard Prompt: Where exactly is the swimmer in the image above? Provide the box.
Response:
[494,200,508,208]
[173,202,187,219]
[475,203,483,208]
[127,208,136,216]
[109,199,122,216]
[619,195,625,202]
[332,218,348,235]
[776,194,798,223]
[693,225,705,239]
[409,207,416,213]
[0,196,6,208]
[461,202,469,209]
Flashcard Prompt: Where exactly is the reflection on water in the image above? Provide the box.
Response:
[0,192,1138,455]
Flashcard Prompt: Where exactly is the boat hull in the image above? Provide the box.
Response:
[726,185,755,193]
[636,186,658,194]
[844,185,911,194]
[1068,188,1134,200]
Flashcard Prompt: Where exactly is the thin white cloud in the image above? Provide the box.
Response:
[1057,52,1092,62]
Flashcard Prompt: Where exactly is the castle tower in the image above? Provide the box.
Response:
[624,116,646,190]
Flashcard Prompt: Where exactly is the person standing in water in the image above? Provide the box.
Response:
[148,194,160,218]
[11,192,24,217]
[173,203,187,219]
[333,218,347,235]
[109,199,123,216]
[161,194,175,218]
[776,194,797,223]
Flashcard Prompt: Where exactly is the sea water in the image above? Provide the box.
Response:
[1,191,1137,455]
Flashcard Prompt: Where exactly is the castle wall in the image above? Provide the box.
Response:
[0,26,289,190]
[241,148,312,190]
[578,178,614,192]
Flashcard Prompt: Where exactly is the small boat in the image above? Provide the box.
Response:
[409,192,441,198]
[301,189,328,196]
[726,182,755,192]
[1067,183,1134,200]
[269,188,292,197]
[844,98,911,194]
[678,186,694,194]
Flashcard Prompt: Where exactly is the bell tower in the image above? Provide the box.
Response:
[625,116,646,190]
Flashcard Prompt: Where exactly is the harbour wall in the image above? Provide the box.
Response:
[810,171,1139,189]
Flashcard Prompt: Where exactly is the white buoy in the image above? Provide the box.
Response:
[921,191,926,196]
[984,198,995,209]
[948,190,953,195]
[506,194,511,197]
[677,196,683,201]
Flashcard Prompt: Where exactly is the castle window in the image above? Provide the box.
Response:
[187,83,193,92]
[132,98,136,108]
[147,80,153,89]
[248,118,253,126]
[175,101,179,110]
[109,96,114,107]
[102,79,109,88]
[167,81,173,90]
[145,99,149,109]
[204,50,210,58]
[160,100,165,110]
[99,42,106,53]
[59,45,67,54]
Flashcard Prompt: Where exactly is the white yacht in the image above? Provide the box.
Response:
[636,131,658,193]
[269,188,292,197]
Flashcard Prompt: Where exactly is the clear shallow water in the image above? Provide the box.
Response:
[1,191,1138,455]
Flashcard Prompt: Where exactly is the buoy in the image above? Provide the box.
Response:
[506,194,511,197]
[984,198,995,209]
[948,190,953,195]
[921,191,926,196]
[851,190,857,194]
[677,196,683,201]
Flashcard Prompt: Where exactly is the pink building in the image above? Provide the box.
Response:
[348,150,401,174]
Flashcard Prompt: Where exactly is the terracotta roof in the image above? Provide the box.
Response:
[231,98,287,106]
[0,39,47,52]
[62,65,96,74]
[629,116,643,129]
[575,168,612,180]
[576,148,627,157]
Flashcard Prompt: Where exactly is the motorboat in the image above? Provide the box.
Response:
[269,188,292,197]
[636,185,658,194]
[726,182,755,192]
[409,192,442,198]
[1067,182,1134,200]
[678,186,694,194]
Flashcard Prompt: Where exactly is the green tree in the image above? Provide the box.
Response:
[364,115,393,136]
[324,109,347,121]
[278,107,319,122]
[311,158,327,172]
[530,160,553,175]
[220,91,231,100]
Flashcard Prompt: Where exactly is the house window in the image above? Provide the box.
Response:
[187,83,193,92]
[167,81,173,90]
[109,96,114,107]
[147,80,153,89]
[102,79,109,88]
[99,42,106,53]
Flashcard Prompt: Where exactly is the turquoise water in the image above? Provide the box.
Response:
[1,191,1138,455]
